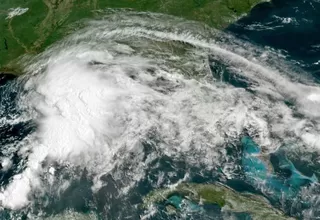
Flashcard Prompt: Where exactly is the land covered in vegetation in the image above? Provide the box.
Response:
[0,0,268,73]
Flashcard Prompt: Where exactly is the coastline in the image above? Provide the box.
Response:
[0,0,270,75]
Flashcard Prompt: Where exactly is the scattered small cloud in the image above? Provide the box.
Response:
[6,7,29,20]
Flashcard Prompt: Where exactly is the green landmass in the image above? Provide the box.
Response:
[0,0,269,73]
[143,183,295,220]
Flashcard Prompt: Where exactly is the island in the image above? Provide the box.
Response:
[142,182,295,220]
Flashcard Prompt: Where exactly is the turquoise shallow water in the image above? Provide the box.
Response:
[0,1,320,219]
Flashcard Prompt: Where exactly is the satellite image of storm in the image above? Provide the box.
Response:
[0,0,320,219]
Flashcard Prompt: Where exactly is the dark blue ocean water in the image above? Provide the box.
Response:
[1,0,320,219]
[228,0,320,80]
